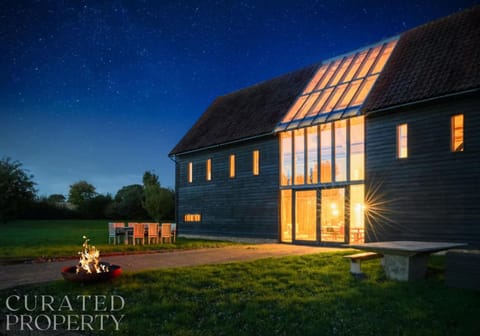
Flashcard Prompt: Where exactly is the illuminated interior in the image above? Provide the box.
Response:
[184,214,201,222]
[229,154,236,178]
[188,162,193,183]
[253,150,260,175]
[276,38,398,244]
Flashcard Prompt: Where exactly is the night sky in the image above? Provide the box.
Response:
[1,0,478,197]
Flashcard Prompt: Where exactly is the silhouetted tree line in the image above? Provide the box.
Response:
[0,157,174,222]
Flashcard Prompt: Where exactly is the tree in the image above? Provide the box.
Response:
[68,180,97,207]
[107,184,149,219]
[0,157,37,222]
[142,171,174,221]
[47,194,66,204]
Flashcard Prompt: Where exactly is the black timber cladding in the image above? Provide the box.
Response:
[365,93,480,248]
[175,136,279,239]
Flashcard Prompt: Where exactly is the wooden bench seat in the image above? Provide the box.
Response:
[344,252,383,275]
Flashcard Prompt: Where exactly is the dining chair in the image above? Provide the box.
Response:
[132,223,145,245]
[160,223,172,244]
[146,223,159,244]
[108,222,125,244]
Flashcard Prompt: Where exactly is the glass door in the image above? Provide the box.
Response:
[280,190,292,242]
[320,188,345,242]
[295,190,317,241]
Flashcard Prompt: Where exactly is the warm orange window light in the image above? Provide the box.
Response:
[184,214,201,222]
[253,150,260,175]
[278,39,397,129]
[451,114,464,152]
[188,162,193,183]
[229,154,236,178]
[206,159,212,181]
[397,124,408,159]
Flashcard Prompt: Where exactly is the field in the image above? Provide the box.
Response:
[1,220,479,335]
[1,252,479,335]
[0,220,237,260]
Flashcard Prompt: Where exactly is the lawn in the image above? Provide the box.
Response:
[1,252,478,335]
[0,220,238,260]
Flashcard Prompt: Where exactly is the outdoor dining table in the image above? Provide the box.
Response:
[348,241,467,281]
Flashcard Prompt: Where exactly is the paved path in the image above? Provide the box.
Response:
[0,244,341,290]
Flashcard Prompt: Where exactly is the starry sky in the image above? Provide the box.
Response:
[1,0,478,197]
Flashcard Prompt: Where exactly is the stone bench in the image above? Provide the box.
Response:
[344,252,383,276]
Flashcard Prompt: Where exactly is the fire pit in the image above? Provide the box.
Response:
[61,236,122,283]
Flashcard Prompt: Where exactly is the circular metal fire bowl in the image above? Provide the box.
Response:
[61,262,122,283]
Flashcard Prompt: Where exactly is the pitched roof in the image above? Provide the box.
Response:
[363,6,480,113]
[169,65,317,155]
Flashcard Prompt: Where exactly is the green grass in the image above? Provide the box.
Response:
[1,253,478,335]
[0,220,238,260]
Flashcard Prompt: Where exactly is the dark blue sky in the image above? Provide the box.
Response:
[1,0,478,197]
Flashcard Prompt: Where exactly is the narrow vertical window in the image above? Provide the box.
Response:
[188,162,193,183]
[253,150,260,175]
[397,124,408,159]
[350,116,365,181]
[206,159,212,181]
[229,154,235,178]
[334,120,347,181]
[280,132,292,185]
[320,123,332,183]
[294,129,305,185]
[306,126,318,184]
[451,114,464,152]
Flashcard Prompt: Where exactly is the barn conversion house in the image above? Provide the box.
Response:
[169,7,480,247]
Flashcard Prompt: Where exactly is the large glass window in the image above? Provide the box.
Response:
[320,123,332,183]
[280,132,292,185]
[451,114,464,152]
[321,188,345,242]
[397,124,408,159]
[334,120,347,182]
[295,190,317,241]
[277,39,397,130]
[350,116,365,180]
[294,129,305,185]
[307,127,318,184]
[350,185,365,244]
[280,190,292,242]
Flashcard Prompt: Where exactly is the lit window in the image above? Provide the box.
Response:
[350,116,365,180]
[206,159,212,181]
[294,129,305,185]
[188,162,193,183]
[253,150,260,175]
[184,214,201,222]
[280,132,292,185]
[451,114,464,152]
[229,154,235,178]
[397,124,408,159]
